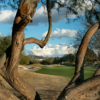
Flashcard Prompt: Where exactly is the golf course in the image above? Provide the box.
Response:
[0,64,97,100]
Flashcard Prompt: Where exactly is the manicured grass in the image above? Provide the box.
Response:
[84,67,96,79]
[35,66,96,79]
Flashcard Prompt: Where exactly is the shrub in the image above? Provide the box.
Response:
[29,60,40,64]
[19,54,30,65]
[41,57,55,65]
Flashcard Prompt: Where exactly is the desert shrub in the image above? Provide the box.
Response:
[29,59,40,64]
[41,60,49,65]
[19,54,30,65]
[41,57,55,65]
[53,57,60,64]
[0,35,11,55]
[61,54,75,62]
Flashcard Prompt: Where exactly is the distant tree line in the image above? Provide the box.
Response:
[0,35,99,66]
[41,50,98,65]
[41,54,75,65]
[19,53,40,65]
[0,35,40,65]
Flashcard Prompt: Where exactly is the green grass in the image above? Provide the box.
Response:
[84,67,96,79]
[35,66,96,79]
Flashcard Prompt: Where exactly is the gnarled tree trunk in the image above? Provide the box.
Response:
[1,0,100,100]
[0,0,52,100]
[57,23,100,100]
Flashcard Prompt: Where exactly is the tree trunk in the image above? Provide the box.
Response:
[57,22,100,100]
[1,0,100,99]
[0,0,52,100]
[75,62,84,85]
[0,0,41,100]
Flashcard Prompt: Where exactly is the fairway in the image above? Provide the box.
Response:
[35,66,96,79]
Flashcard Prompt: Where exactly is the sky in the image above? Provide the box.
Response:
[0,0,93,57]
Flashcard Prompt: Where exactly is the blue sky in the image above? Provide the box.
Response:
[0,0,92,57]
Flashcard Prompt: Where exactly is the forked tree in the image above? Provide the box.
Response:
[0,0,52,99]
[0,0,100,100]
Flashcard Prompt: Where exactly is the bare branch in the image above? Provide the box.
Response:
[24,37,45,48]
[43,0,52,45]
[71,22,100,83]
[58,22,100,100]
[24,0,52,47]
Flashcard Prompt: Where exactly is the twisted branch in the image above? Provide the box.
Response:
[24,0,52,48]
[57,22,100,100]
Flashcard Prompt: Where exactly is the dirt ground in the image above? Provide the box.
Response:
[0,64,70,100]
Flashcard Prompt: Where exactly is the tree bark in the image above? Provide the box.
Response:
[59,75,100,100]
[24,0,52,48]
[0,0,41,100]
[57,22,100,100]
[0,80,19,100]
[0,0,52,100]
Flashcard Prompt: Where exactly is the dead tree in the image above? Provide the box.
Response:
[0,0,52,100]
[57,23,100,100]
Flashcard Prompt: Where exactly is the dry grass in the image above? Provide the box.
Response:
[0,64,70,100]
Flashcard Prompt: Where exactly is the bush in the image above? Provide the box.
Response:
[0,35,11,55]
[61,54,75,62]
[41,57,55,65]
[19,54,30,65]
[29,60,40,64]
[53,57,60,64]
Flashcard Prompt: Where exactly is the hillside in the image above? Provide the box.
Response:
[28,54,44,60]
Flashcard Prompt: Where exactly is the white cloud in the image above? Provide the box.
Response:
[30,44,75,57]
[59,43,67,45]
[31,6,76,26]
[0,0,96,25]
[0,32,2,36]
[0,32,5,37]
[0,2,81,25]
[0,7,68,25]
[93,49,98,55]
[42,28,78,38]
[0,10,16,24]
